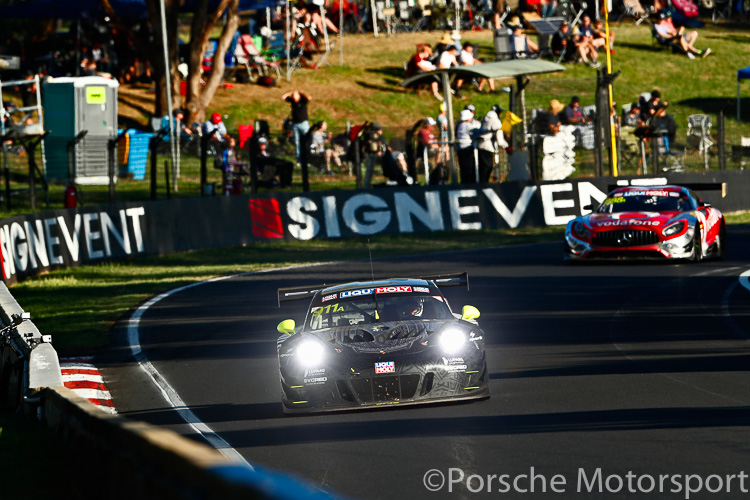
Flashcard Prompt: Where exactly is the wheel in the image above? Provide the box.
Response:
[717,222,726,260]
[691,225,702,263]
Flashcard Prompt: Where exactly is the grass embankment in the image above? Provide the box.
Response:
[3,22,750,215]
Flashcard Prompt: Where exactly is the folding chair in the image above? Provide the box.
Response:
[235,34,282,81]
[712,0,733,23]
[687,114,713,170]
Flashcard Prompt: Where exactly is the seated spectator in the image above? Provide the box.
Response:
[574,21,602,68]
[458,43,496,93]
[309,121,341,175]
[434,32,458,62]
[438,43,464,98]
[547,99,564,135]
[580,16,605,51]
[507,17,539,59]
[622,102,644,127]
[254,136,293,187]
[382,146,414,186]
[653,11,710,59]
[593,19,615,53]
[161,109,194,144]
[563,96,591,125]
[406,44,442,101]
[551,21,574,60]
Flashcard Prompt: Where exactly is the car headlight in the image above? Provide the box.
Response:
[296,340,325,367]
[573,221,591,240]
[663,220,686,237]
[439,328,467,354]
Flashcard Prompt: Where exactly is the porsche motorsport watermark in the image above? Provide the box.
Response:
[423,468,750,498]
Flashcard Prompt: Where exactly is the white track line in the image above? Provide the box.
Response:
[126,262,334,469]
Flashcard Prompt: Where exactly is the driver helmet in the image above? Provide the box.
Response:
[398,297,423,318]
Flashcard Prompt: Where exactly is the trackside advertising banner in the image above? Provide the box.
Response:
[1,172,747,284]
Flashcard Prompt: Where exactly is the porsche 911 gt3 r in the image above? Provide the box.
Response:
[564,185,726,261]
[276,273,488,414]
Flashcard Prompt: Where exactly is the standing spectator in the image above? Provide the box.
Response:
[417,117,439,171]
[477,104,507,183]
[563,96,591,125]
[456,109,480,184]
[282,89,311,165]
[362,122,385,188]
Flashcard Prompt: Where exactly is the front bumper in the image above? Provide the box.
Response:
[280,351,489,414]
[564,228,696,260]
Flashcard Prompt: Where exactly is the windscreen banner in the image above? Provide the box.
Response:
[1,172,746,284]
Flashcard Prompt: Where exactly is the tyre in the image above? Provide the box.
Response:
[691,225,702,263]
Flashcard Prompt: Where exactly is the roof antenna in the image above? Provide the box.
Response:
[368,239,375,282]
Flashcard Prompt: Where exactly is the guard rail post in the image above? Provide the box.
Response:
[718,110,726,171]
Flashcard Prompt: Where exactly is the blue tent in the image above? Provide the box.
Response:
[739,66,750,121]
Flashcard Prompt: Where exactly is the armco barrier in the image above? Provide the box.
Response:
[0,281,340,499]
[0,171,747,285]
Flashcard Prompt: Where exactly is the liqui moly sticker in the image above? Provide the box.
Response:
[341,289,374,298]
[375,286,412,294]
[375,361,395,374]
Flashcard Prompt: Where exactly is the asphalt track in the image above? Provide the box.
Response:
[102,225,750,500]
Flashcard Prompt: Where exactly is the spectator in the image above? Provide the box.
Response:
[551,21,574,61]
[644,89,668,121]
[477,104,507,183]
[574,19,602,68]
[417,116,439,169]
[622,102,644,127]
[282,89,311,165]
[563,96,591,125]
[540,0,558,17]
[204,112,232,149]
[161,108,193,146]
[310,121,341,175]
[459,43,496,93]
[438,43,463,98]
[507,17,539,59]
[434,32,457,61]
[254,136,294,188]
[456,109,479,184]
[406,44,442,101]
[593,19,615,54]
[653,11,710,59]
[547,99,564,135]
[362,122,385,188]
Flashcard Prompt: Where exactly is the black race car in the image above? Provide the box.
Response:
[276,273,489,414]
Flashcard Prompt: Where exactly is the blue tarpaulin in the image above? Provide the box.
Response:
[739,66,750,121]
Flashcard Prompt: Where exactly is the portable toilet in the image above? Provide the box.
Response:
[42,76,119,185]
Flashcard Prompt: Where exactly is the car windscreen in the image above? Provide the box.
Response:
[597,191,692,214]
[306,288,452,331]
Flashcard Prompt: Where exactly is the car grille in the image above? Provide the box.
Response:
[349,375,420,402]
[593,229,659,247]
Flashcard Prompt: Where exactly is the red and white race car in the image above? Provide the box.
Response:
[564,185,726,261]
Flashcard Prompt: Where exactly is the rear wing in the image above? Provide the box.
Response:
[607,182,727,197]
[414,272,469,291]
[277,285,325,306]
[276,272,470,306]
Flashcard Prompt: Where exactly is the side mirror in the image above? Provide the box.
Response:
[461,305,480,321]
[583,204,593,211]
[700,201,711,208]
[277,319,296,336]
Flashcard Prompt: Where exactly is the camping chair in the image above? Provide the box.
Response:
[687,114,713,170]
[712,0,733,23]
[655,133,686,172]
[235,34,281,82]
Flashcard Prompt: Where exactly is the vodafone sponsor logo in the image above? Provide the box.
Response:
[596,219,661,227]
[376,286,412,294]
